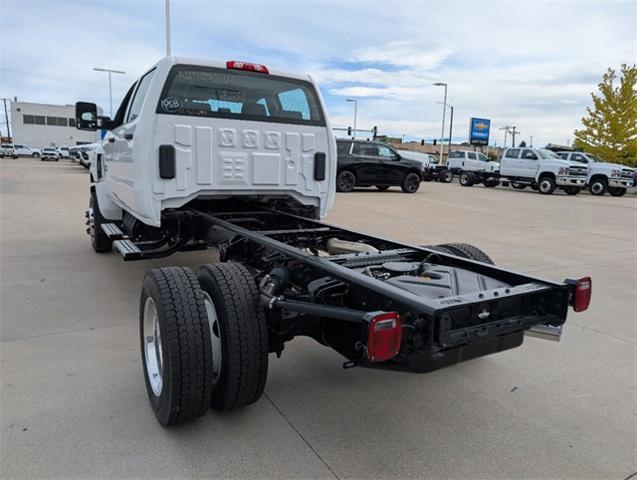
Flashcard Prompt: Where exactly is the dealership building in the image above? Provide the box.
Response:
[10,101,100,148]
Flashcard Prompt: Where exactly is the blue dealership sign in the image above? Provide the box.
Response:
[469,118,490,146]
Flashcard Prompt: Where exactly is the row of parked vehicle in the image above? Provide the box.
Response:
[441,147,635,196]
[334,139,635,197]
[0,143,71,161]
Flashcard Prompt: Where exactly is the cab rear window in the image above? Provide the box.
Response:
[157,65,326,126]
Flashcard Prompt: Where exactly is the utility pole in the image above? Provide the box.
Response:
[511,126,518,147]
[165,0,172,56]
[93,67,126,117]
[529,135,533,147]
[433,82,448,162]
[499,126,512,148]
[1,98,10,139]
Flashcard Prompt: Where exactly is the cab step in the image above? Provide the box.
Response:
[113,239,142,260]
[101,223,125,240]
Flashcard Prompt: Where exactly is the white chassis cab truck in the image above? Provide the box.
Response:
[556,151,635,197]
[75,57,592,426]
[458,147,588,195]
[442,150,500,186]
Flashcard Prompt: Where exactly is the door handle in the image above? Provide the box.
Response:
[124,133,134,140]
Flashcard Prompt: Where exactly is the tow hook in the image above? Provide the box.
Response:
[525,324,562,342]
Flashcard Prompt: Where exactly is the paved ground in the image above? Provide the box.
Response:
[1,157,635,479]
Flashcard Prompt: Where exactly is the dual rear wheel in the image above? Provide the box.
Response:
[140,264,269,426]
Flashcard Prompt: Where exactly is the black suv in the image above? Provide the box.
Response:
[336,139,426,193]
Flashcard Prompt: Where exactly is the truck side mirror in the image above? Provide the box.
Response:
[75,102,98,131]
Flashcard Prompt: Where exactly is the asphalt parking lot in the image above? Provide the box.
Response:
[1,157,635,479]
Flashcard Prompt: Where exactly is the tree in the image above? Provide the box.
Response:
[574,64,637,167]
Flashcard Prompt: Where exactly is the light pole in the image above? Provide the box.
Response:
[437,101,454,158]
[433,82,447,161]
[346,99,357,139]
[165,0,172,56]
[93,67,125,117]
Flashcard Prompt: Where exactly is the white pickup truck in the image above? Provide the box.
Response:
[442,150,499,185]
[460,147,588,195]
[74,56,590,427]
[557,151,634,197]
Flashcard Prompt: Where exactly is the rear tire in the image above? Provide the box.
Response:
[589,178,608,196]
[195,263,269,411]
[538,175,556,194]
[336,170,356,192]
[459,171,475,187]
[438,169,453,183]
[608,187,626,197]
[483,178,498,187]
[511,182,526,190]
[88,191,112,253]
[401,172,421,193]
[140,267,214,426]
[424,243,494,264]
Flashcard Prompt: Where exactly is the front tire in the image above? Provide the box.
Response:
[608,187,626,197]
[401,172,421,193]
[538,175,556,194]
[589,178,608,196]
[196,263,269,411]
[336,170,356,192]
[88,191,112,253]
[438,169,453,183]
[459,171,475,187]
[140,267,214,426]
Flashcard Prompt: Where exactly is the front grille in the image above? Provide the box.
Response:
[621,169,634,179]
[567,167,587,176]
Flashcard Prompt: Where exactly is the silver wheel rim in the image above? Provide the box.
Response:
[591,182,603,194]
[143,297,163,397]
[540,180,551,192]
[202,292,222,384]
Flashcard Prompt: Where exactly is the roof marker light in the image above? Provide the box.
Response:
[226,61,269,74]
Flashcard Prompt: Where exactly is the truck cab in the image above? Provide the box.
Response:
[500,147,587,195]
[557,151,634,196]
[446,150,499,174]
[77,57,336,229]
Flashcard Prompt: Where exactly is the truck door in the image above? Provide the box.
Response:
[519,149,539,177]
[501,148,521,176]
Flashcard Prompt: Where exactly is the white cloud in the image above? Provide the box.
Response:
[1,0,634,146]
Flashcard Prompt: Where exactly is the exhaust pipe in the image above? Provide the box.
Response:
[525,324,563,342]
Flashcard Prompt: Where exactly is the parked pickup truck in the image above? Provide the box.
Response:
[74,56,591,427]
[441,150,500,186]
[458,147,588,195]
[557,151,634,197]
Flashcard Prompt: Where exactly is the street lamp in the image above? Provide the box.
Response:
[346,99,357,139]
[437,101,454,158]
[433,82,448,161]
[93,67,126,117]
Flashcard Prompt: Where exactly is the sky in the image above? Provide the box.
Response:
[1,0,635,147]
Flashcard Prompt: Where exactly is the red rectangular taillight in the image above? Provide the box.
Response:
[573,277,592,312]
[365,312,402,362]
[226,60,269,74]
